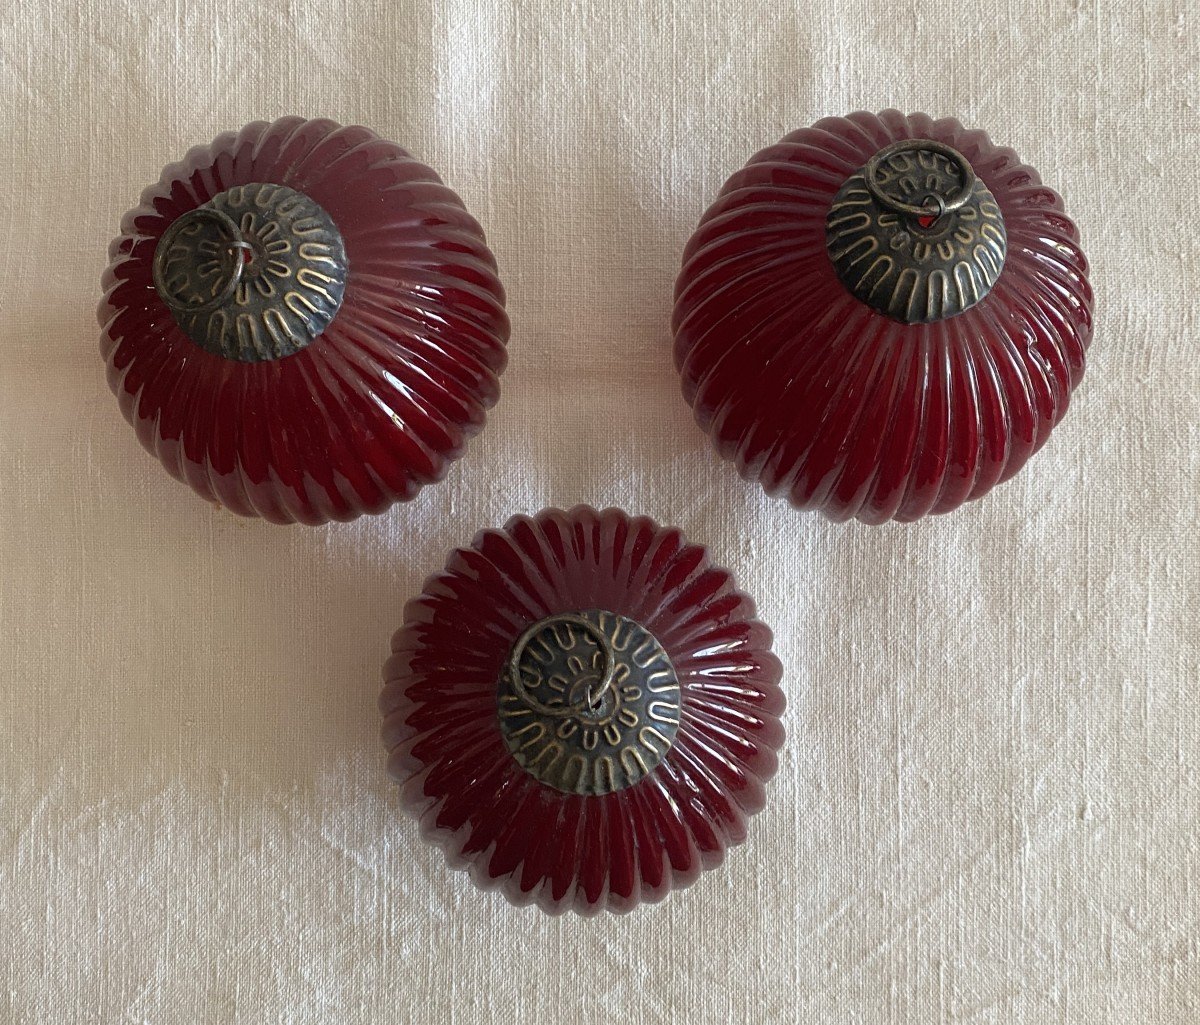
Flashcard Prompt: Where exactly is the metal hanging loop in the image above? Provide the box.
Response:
[507,613,618,718]
[863,138,976,220]
[152,207,247,316]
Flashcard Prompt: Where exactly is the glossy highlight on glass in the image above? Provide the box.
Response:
[380,505,785,915]
[673,110,1094,523]
[100,116,509,524]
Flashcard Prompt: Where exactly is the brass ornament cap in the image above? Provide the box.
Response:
[152,182,348,361]
[498,610,681,796]
[826,139,1007,323]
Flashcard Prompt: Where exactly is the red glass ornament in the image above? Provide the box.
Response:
[673,110,1094,523]
[100,117,508,524]
[381,505,784,914]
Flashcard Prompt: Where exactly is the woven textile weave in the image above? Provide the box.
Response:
[2,1,1197,1021]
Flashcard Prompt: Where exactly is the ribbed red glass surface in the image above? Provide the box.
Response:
[100,116,508,524]
[674,110,1094,523]
[380,505,785,915]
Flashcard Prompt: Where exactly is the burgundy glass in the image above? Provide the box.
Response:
[381,505,785,914]
[674,109,1094,523]
[100,116,508,525]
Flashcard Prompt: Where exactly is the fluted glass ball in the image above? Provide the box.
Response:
[381,505,785,914]
[674,110,1093,523]
[101,116,508,524]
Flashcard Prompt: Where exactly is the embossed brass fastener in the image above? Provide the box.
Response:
[507,613,618,716]
[825,137,1007,323]
[148,182,349,363]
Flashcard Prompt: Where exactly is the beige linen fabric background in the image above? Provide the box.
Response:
[2,0,1199,1022]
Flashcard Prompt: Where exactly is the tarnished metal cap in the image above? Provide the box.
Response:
[152,182,348,361]
[825,139,1006,323]
[497,609,681,796]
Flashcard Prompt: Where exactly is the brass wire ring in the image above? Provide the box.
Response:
[507,614,618,718]
[863,139,976,220]
[152,207,247,315]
